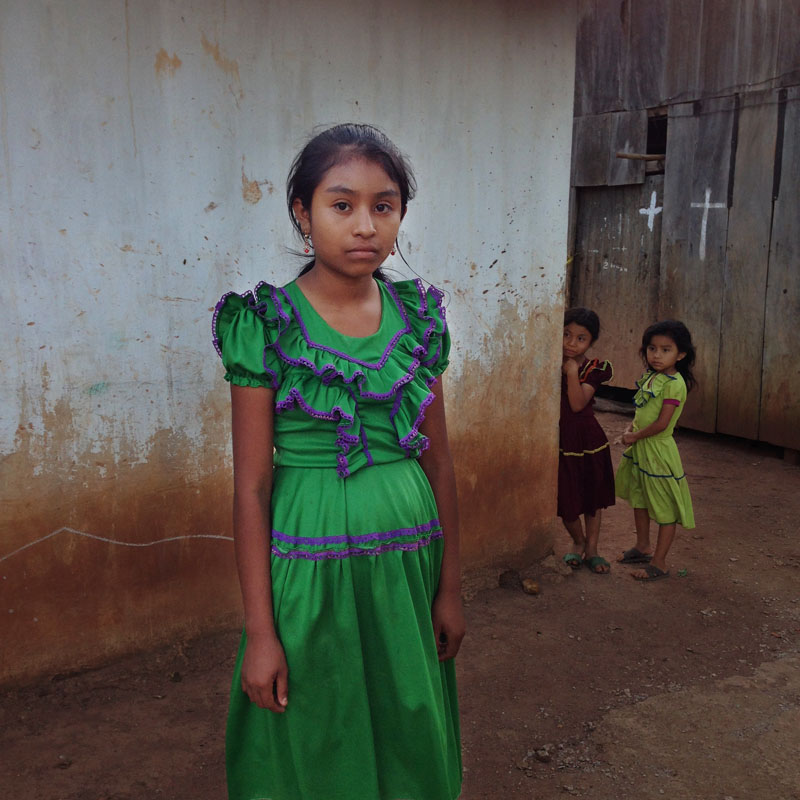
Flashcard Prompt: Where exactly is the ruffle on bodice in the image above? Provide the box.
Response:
[213,279,450,478]
[632,369,683,408]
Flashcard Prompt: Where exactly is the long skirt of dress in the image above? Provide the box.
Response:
[226,458,462,800]
[615,435,695,528]
[557,416,615,522]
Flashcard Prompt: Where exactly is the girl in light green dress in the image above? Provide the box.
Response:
[214,124,463,799]
[616,320,696,582]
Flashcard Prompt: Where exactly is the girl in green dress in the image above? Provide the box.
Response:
[213,124,463,799]
[615,320,696,582]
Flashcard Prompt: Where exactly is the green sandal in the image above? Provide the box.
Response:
[583,555,611,574]
[563,553,583,570]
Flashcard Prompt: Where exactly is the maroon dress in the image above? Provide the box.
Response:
[558,358,616,522]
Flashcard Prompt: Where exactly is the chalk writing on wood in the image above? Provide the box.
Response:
[690,188,727,261]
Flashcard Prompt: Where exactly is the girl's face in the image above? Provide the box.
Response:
[563,322,593,361]
[292,157,403,281]
[646,334,685,374]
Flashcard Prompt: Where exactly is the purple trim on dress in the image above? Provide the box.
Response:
[271,519,440,546]
[274,388,354,423]
[271,343,424,402]
[398,390,436,453]
[412,279,447,365]
[212,288,256,358]
[271,530,443,561]
[278,286,412,369]
[274,388,357,477]
[389,387,404,420]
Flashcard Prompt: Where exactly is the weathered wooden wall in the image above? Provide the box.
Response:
[569,0,800,448]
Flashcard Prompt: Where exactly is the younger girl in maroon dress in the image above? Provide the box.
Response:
[559,307,615,573]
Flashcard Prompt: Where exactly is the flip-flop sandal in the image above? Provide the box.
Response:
[633,564,669,582]
[619,547,652,564]
[583,555,610,574]
[562,553,583,570]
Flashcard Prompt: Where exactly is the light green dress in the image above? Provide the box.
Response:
[615,370,695,528]
[213,278,461,800]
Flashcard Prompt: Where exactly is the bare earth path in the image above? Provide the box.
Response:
[3,411,799,799]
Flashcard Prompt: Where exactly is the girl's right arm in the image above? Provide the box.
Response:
[230,383,288,713]
[621,401,678,445]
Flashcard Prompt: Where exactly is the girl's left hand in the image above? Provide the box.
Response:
[432,590,466,661]
[621,431,637,445]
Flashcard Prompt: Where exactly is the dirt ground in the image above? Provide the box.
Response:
[3,410,800,800]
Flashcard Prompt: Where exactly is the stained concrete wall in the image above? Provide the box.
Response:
[0,0,576,685]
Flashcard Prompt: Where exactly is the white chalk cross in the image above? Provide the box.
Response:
[690,188,727,261]
[638,190,663,232]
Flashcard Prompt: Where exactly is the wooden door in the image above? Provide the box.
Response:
[570,175,664,389]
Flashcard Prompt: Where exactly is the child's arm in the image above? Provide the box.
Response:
[562,358,596,412]
[230,383,288,713]
[621,401,678,445]
[418,377,466,662]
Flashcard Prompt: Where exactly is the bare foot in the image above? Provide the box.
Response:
[630,564,669,581]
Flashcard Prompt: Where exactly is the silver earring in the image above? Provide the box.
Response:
[303,234,313,254]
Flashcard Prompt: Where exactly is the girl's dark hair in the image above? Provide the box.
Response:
[564,307,600,342]
[286,123,416,281]
[640,320,697,391]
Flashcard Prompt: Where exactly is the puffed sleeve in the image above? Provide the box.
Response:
[660,374,687,407]
[212,287,282,389]
[582,359,613,389]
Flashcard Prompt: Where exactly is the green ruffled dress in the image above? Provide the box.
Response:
[615,370,695,528]
[213,278,461,800]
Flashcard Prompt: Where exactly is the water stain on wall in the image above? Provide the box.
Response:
[154,48,182,79]
[200,32,243,99]
[241,165,262,205]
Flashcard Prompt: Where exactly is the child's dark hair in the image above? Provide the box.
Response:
[640,320,697,391]
[286,123,416,281]
[564,307,600,342]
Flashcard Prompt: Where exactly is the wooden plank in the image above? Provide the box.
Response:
[570,176,664,389]
[571,114,612,187]
[659,97,736,432]
[717,88,779,439]
[624,2,667,109]
[663,0,702,104]
[759,86,800,449]
[607,110,648,185]
[777,0,800,88]
[699,2,741,98]
[573,0,627,116]
[735,0,781,88]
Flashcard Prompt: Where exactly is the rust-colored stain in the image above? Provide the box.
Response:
[201,33,243,98]
[447,299,561,567]
[119,243,134,252]
[241,167,263,205]
[154,48,182,78]
[0,385,237,687]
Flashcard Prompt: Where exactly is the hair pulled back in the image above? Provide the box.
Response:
[564,306,600,342]
[640,320,697,391]
[286,123,416,280]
